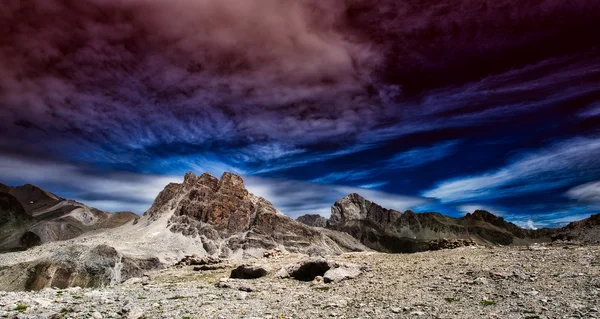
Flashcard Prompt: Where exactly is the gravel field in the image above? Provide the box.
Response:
[1,244,599,319]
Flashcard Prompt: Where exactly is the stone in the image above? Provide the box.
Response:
[279,259,363,283]
[263,248,283,258]
[176,255,221,266]
[323,267,361,283]
[230,265,271,279]
[91,311,103,319]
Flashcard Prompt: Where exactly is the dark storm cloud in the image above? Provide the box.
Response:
[1,0,599,224]
[2,0,599,166]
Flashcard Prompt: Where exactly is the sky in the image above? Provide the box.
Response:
[1,0,600,229]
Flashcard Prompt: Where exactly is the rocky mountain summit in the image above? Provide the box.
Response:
[0,183,137,252]
[296,214,328,228]
[143,172,367,258]
[298,193,595,253]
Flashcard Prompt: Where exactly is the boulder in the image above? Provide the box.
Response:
[230,264,270,279]
[278,258,365,282]
[323,266,362,283]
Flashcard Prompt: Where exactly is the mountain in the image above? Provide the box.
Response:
[0,172,367,291]
[144,172,367,258]
[552,213,600,243]
[298,193,574,253]
[0,183,138,252]
[296,214,328,228]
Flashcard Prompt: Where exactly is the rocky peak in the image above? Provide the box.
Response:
[296,214,328,228]
[183,172,217,189]
[217,172,248,199]
[145,171,367,257]
[329,193,399,228]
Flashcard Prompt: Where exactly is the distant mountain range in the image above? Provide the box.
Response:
[0,172,598,291]
[296,193,600,253]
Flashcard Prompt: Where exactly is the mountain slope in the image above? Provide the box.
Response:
[551,213,600,243]
[0,183,138,252]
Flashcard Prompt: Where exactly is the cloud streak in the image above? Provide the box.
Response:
[423,136,600,203]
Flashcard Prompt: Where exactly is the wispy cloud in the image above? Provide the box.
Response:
[457,204,505,216]
[311,169,375,184]
[423,136,600,203]
[577,102,600,118]
[244,176,431,219]
[567,181,600,204]
[310,140,460,185]
[0,154,181,213]
[357,181,389,189]
[384,140,460,169]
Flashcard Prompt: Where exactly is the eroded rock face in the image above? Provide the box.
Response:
[0,245,163,291]
[296,214,328,228]
[144,172,368,257]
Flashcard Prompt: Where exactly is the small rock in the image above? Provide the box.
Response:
[238,285,255,292]
[91,311,103,319]
[391,307,402,313]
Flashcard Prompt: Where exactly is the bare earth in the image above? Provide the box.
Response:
[1,244,599,319]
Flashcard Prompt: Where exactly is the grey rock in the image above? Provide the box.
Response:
[323,267,362,283]
[278,258,363,283]
[230,265,270,279]
[296,214,328,228]
[0,245,163,291]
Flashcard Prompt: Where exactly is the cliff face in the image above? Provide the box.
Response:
[143,172,368,258]
[326,193,564,253]
[296,214,328,228]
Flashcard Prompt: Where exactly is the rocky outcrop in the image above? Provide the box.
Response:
[296,214,328,228]
[143,172,368,258]
[0,184,138,252]
[0,193,36,251]
[0,245,162,291]
[551,213,600,243]
[327,193,561,253]
[276,258,366,283]
[427,238,476,251]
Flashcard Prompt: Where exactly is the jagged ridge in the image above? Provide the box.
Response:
[298,193,593,253]
[143,172,368,258]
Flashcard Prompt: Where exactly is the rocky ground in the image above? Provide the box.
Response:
[1,244,599,319]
